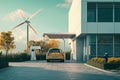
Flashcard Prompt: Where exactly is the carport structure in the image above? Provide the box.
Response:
[43,33,76,60]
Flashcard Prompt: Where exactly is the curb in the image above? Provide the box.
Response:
[84,63,113,73]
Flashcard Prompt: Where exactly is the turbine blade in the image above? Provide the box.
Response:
[28,9,42,20]
[12,21,26,30]
[28,23,37,34]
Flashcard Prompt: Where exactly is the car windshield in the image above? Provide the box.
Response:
[49,48,61,53]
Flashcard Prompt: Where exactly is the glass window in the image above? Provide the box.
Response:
[49,48,60,53]
[98,35,113,43]
[98,3,113,22]
[89,35,96,58]
[98,44,113,57]
[114,34,120,43]
[115,3,120,22]
[89,35,96,43]
[97,35,113,57]
[114,34,120,57]
[87,3,96,22]
[90,44,96,58]
[114,44,120,57]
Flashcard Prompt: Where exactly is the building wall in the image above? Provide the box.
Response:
[69,0,120,35]
[69,0,81,36]
[69,0,120,62]
[84,1,120,34]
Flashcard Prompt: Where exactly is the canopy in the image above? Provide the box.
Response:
[43,33,75,39]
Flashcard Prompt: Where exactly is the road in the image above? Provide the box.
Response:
[0,60,119,80]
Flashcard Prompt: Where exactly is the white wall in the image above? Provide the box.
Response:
[69,0,81,36]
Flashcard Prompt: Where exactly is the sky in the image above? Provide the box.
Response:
[0,0,73,52]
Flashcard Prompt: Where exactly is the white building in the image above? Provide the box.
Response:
[69,0,120,62]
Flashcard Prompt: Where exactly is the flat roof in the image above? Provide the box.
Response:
[43,33,76,39]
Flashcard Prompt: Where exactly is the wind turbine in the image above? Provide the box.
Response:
[12,9,41,48]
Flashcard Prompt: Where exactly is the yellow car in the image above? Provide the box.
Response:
[46,48,64,62]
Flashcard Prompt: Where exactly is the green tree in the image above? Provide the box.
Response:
[0,31,15,56]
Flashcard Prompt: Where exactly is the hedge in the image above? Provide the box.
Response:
[7,53,30,62]
[0,55,8,69]
[87,57,120,70]
[36,54,46,60]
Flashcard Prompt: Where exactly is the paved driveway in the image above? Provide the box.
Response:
[0,61,119,80]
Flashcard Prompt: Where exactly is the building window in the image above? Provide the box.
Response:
[89,35,96,58]
[87,34,120,58]
[98,44,113,57]
[87,3,96,22]
[114,34,120,43]
[98,3,113,22]
[97,35,113,57]
[89,35,96,43]
[114,44,120,57]
[98,35,113,43]
[115,3,120,22]
[114,34,120,57]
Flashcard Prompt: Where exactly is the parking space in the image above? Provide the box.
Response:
[0,60,119,80]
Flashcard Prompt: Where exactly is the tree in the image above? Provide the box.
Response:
[0,31,15,56]
[27,40,46,53]
[45,39,60,50]
[39,40,46,52]
[27,39,60,53]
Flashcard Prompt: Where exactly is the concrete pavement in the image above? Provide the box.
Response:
[0,60,119,80]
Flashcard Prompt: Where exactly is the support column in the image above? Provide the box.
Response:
[27,24,29,52]
[83,36,86,62]
[96,34,98,57]
[86,35,90,61]
[63,39,66,61]
[113,35,115,57]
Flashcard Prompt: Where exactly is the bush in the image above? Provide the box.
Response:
[91,58,105,63]
[7,53,30,62]
[20,53,30,61]
[0,55,8,69]
[87,57,120,70]
[108,58,120,63]
[36,53,46,60]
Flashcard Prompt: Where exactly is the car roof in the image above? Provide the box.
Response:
[49,48,61,50]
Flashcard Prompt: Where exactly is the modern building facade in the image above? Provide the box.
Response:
[69,0,120,62]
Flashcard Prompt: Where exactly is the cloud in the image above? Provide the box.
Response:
[56,0,73,8]
[12,28,26,43]
[2,9,43,22]
[2,9,28,22]
[12,27,40,52]
[12,27,39,43]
